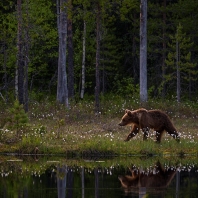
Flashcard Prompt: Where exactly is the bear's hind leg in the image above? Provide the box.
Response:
[142,127,150,141]
[125,124,139,141]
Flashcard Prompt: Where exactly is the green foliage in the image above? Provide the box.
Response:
[114,76,139,98]
[119,0,139,22]
[8,100,29,136]
[1,0,198,102]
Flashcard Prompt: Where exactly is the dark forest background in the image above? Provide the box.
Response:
[1,0,198,111]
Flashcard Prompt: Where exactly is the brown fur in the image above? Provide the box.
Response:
[119,108,180,142]
[118,162,176,195]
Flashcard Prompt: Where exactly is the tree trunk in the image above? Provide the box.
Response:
[189,73,191,100]
[80,20,86,99]
[3,43,8,103]
[24,0,29,112]
[16,0,24,105]
[95,4,100,113]
[162,0,166,99]
[57,0,69,107]
[94,168,99,198]
[140,0,148,103]
[176,40,181,103]
[67,0,74,99]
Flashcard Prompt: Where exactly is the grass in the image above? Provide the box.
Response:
[0,96,198,157]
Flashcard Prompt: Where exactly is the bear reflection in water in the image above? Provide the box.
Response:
[118,162,176,196]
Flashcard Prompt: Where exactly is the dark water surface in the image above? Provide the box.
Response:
[0,156,198,198]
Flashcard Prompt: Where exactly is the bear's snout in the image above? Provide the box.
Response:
[119,122,124,126]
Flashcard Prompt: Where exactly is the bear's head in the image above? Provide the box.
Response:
[119,109,138,126]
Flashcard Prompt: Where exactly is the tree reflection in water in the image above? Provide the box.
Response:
[57,165,67,198]
[57,165,74,198]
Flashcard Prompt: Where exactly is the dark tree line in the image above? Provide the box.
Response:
[1,0,198,111]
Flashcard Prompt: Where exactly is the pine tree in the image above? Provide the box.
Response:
[165,24,197,101]
[9,100,29,136]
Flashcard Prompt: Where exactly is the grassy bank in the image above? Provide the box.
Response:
[0,96,198,156]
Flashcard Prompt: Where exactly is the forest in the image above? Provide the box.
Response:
[1,0,198,111]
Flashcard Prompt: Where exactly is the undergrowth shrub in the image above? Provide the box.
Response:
[19,125,47,153]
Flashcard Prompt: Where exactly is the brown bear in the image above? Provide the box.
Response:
[118,162,176,195]
[119,108,180,142]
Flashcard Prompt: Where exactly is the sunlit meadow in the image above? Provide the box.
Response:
[0,96,198,156]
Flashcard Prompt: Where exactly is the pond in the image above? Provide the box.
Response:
[0,155,198,198]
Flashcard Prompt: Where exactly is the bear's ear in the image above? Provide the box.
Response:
[125,109,129,113]
[125,109,132,116]
[127,111,133,116]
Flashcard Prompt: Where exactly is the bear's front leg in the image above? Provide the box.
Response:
[125,124,139,141]
[156,130,164,143]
